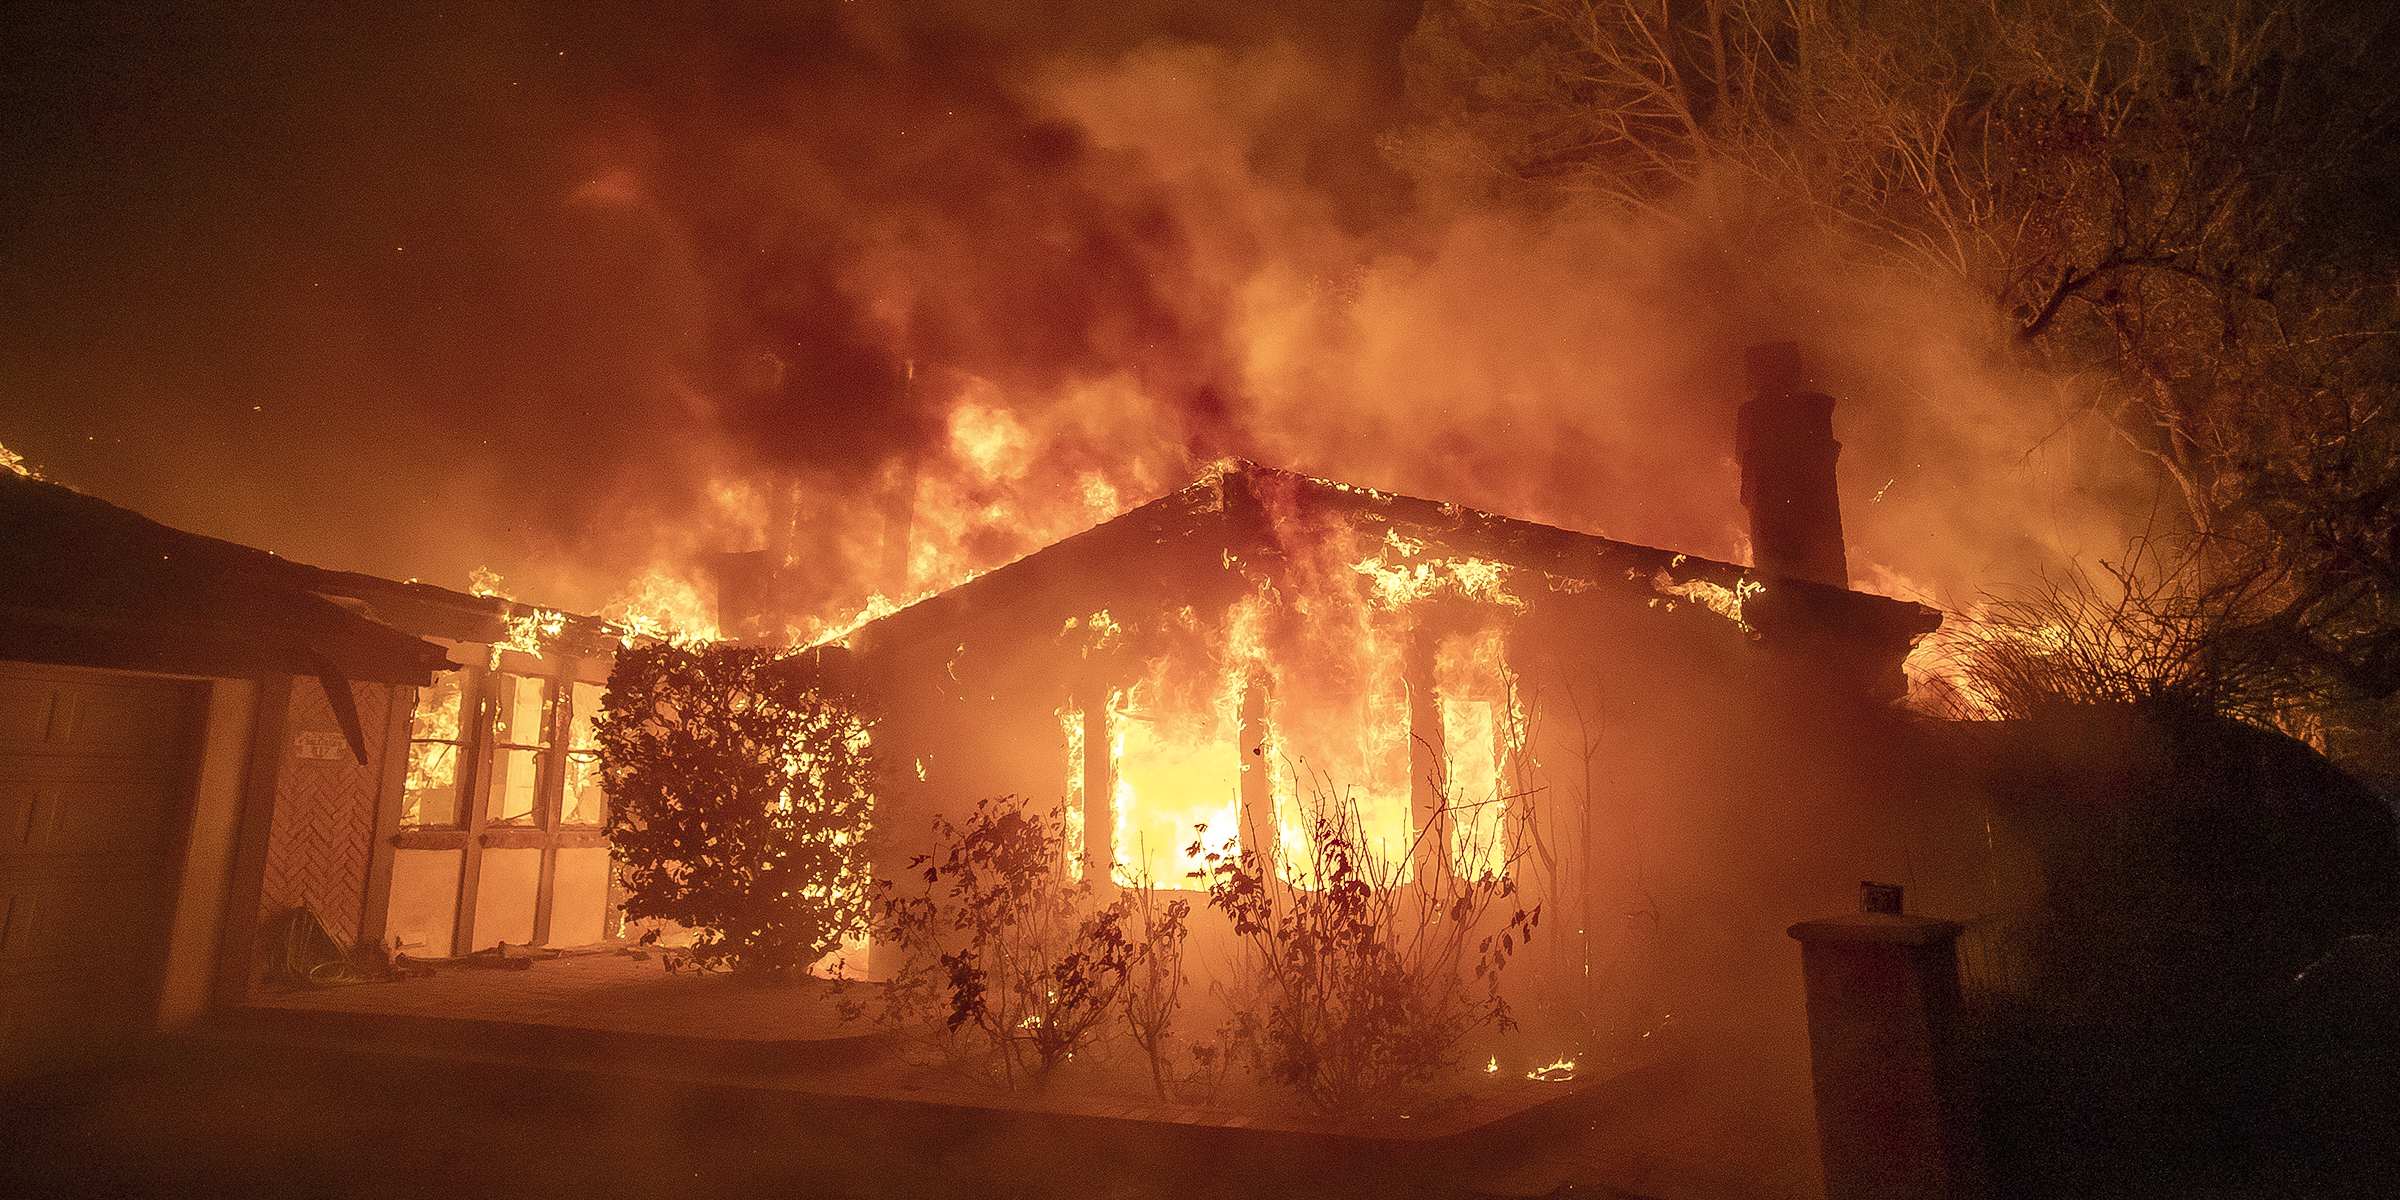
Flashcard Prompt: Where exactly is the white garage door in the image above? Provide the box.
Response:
[0,662,207,1077]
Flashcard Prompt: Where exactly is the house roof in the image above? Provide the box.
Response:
[0,470,611,686]
[849,460,1940,681]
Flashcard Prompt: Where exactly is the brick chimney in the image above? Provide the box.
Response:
[1738,342,1849,588]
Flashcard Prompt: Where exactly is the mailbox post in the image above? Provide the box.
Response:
[1789,884,1984,1200]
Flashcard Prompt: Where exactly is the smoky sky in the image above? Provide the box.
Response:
[4,0,2156,624]
[2,0,1419,608]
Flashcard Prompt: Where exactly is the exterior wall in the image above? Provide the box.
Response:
[257,676,400,951]
[474,846,543,946]
[157,678,260,1028]
[385,848,461,956]
[549,846,612,947]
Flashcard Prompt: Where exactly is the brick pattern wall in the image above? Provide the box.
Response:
[259,677,394,949]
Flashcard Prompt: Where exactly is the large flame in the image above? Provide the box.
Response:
[1111,677,1242,888]
[1070,488,1549,891]
[1436,627,1515,880]
[603,567,722,647]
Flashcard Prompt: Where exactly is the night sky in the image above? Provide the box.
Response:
[3,0,2138,625]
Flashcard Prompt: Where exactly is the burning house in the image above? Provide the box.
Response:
[841,347,1964,1048]
[0,468,622,1076]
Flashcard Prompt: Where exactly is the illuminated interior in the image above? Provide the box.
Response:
[1072,609,1518,892]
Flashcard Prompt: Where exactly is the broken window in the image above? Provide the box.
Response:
[388,653,612,954]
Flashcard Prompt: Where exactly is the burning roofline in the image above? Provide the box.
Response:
[0,470,627,685]
[843,458,1938,677]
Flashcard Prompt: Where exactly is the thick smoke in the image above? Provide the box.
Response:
[552,0,2155,622]
[1017,32,2156,613]
[3,0,2150,621]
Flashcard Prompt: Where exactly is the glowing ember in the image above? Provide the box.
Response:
[807,592,907,649]
[1527,1058,1577,1082]
[1654,572,1763,632]
[496,607,566,659]
[1349,529,1525,612]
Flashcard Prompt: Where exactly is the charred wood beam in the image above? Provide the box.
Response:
[1240,672,1275,867]
[1081,697,1115,896]
[1408,633,1452,888]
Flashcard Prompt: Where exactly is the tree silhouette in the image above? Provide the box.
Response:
[1399,0,2400,763]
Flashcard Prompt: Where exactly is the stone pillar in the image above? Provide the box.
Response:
[1788,887,1984,1200]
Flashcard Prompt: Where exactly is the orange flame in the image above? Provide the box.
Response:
[602,567,721,647]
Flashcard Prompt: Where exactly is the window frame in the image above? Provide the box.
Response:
[385,647,612,953]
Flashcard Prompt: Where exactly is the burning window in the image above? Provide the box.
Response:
[1058,617,1515,891]
[1110,675,1242,888]
[390,651,615,954]
[400,666,608,830]
[1023,487,1540,895]
[1057,703,1087,879]
[402,672,467,827]
[1258,663,1415,885]
[562,680,607,826]
[1436,628,1515,881]
[485,672,550,825]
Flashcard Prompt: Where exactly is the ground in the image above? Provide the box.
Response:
[0,952,1820,1200]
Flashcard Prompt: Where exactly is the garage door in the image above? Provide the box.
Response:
[0,662,207,1077]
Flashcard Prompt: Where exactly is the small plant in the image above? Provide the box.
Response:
[1194,777,1539,1115]
[596,643,874,980]
[1180,1012,1249,1106]
[1119,875,1193,1100]
[863,796,1139,1087]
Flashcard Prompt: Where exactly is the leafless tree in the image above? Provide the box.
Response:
[1400,0,2400,755]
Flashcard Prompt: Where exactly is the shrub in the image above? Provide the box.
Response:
[1119,876,1193,1100]
[597,642,874,979]
[863,796,1145,1087]
[1194,782,1538,1115]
